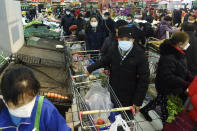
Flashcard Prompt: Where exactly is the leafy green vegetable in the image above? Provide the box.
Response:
[166,95,184,123]
[24,20,42,29]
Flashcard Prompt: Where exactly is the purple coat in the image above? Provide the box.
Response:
[158,21,178,40]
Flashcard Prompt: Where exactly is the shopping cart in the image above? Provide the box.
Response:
[71,74,142,131]
[65,40,145,131]
[64,40,86,68]
[67,49,101,95]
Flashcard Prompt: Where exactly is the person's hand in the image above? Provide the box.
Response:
[133,104,140,114]
[104,69,110,76]
[177,27,181,31]
[184,88,189,94]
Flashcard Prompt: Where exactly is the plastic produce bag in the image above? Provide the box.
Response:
[70,44,81,52]
[85,82,113,122]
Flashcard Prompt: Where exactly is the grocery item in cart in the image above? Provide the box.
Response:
[70,44,82,52]
[85,82,113,122]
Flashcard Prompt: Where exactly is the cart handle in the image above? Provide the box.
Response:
[79,106,135,121]
[148,37,160,41]
[75,79,102,85]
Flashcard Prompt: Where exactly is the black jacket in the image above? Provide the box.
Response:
[87,42,150,106]
[85,25,107,50]
[173,10,182,24]
[61,14,76,35]
[76,18,84,32]
[155,41,193,95]
[103,18,115,37]
[186,31,197,75]
[100,35,117,57]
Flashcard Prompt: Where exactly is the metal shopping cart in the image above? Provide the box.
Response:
[67,49,100,94]
[67,48,142,130]
[71,73,142,131]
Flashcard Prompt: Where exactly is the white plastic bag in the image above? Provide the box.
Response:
[85,82,113,122]
[109,115,130,131]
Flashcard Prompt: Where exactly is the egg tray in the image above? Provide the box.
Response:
[14,45,66,68]
[13,53,65,68]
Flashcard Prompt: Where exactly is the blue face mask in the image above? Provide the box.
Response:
[118,41,133,51]
[103,17,107,20]
[84,18,90,22]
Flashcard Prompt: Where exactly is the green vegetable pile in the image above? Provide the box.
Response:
[24,26,60,39]
[166,95,184,123]
[24,20,42,29]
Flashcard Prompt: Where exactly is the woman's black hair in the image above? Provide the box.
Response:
[164,16,172,22]
[85,15,100,33]
[163,32,189,46]
[1,66,40,105]
[127,14,134,18]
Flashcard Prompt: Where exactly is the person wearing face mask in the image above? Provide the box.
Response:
[60,8,76,36]
[140,32,195,127]
[182,23,197,75]
[185,15,197,35]
[187,15,197,24]
[126,14,139,28]
[85,16,107,51]
[183,11,195,23]
[86,26,150,114]
[157,16,179,40]
[0,66,71,131]
[101,20,128,57]
[103,12,115,37]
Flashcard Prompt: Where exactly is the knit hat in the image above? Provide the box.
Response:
[118,27,135,39]
[69,25,77,31]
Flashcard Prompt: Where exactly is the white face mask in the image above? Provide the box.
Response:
[66,11,70,15]
[90,21,98,28]
[188,20,195,24]
[184,43,190,50]
[118,41,133,51]
[4,97,36,118]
